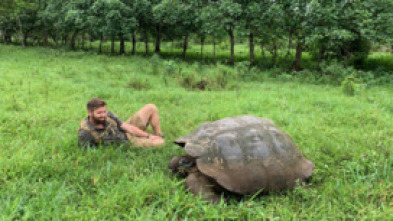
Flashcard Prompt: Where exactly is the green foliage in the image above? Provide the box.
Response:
[235,61,263,82]
[163,60,177,76]
[272,58,392,87]
[341,73,366,96]
[1,0,391,71]
[319,61,352,84]
[89,0,136,37]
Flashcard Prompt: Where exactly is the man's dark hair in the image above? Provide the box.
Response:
[87,98,106,111]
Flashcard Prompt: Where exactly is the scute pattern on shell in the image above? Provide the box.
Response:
[175,115,314,195]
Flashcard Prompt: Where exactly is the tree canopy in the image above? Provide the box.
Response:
[1,0,391,69]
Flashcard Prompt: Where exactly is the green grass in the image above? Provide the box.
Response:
[0,45,392,220]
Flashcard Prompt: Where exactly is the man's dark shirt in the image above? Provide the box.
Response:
[78,111,128,147]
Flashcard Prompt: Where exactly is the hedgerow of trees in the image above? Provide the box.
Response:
[0,0,392,69]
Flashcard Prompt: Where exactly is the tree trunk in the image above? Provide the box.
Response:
[292,41,303,71]
[182,33,189,59]
[70,30,79,50]
[213,38,216,61]
[43,31,48,47]
[155,25,161,54]
[6,33,12,44]
[200,36,205,60]
[99,35,103,54]
[0,28,3,43]
[111,35,115,54]
[228,26,235,65]
[260,42,265,57]
[23,33,28,47]
[17,16,25,47]
[89,35,93,50]
[271,41,277,66]
[81,33,85,50]
[132,32,136,55]
[51,35,58,47]
[6,30,12,44]
[144,31,149,55]
[63,34,68,46]
[119,35,125,54]
[249,32,255,65]
[344,50,351,68]
[317,45,325,70]
[286,34,293,57]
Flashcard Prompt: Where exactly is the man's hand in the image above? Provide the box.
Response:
[121,123,164,141]
[148,134,164,141]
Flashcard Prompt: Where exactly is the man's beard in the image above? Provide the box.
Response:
[92,114,105,124]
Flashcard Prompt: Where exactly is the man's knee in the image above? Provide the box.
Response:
[144,104,158,113]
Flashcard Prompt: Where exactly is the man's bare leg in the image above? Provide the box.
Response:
[125,104,164,148]
[126,104,162,136]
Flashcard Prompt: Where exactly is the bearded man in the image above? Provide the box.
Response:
[78,98,164,148]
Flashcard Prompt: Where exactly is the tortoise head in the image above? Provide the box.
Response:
[168,155,197,177]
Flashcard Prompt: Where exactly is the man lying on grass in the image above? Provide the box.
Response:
[78,98,165,148]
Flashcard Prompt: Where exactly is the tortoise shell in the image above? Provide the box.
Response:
[174,115,314,195]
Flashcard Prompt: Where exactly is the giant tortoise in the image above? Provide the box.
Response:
[168,115,315,203]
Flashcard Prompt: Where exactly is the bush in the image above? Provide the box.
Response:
[235,61,262,81]
[341,73,366,96]
[358,68,393,85]
[293,69,318,83]
[319,61,352,85]
[163,60,177,76]
[277,73,294,82]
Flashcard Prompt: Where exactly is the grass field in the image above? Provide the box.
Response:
[0,45,392,220]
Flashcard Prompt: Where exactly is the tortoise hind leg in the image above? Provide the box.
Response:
[185,172,221,204]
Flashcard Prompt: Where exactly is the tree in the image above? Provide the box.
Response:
[279,0,311,70]
[133,0,155,55]
[200,3,227,61]
[3,0,41,46]
[0,0,16,44]
[240,0,284,66]
[219,0,242,64]
[360,0,393,55]
[63,0,93,49]
[305,0,390,68]
[175,1,199,59]
[202,0,242,64]
[305,0,355,68]
[89,0,136,54]
[152,0,180,54]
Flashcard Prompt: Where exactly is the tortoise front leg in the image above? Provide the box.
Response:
[185,171,222,204]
